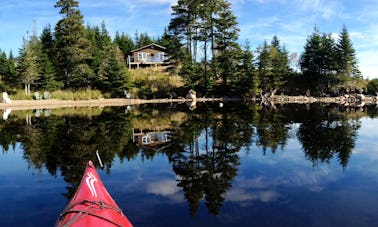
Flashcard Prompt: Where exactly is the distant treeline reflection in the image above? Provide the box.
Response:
[0,103,373,214]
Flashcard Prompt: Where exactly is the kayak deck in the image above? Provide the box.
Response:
[56,161,133,227]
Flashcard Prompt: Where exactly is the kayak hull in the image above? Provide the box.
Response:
[56,161,133,227]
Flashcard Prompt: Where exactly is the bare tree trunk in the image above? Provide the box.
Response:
[270,89,277,97]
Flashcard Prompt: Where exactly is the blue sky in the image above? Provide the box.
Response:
[0,0,377,78]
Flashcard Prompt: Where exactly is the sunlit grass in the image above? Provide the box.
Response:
[7,89,104,100]
[129,67,184,99]
[8,90,34,100]
[50,89,103,100]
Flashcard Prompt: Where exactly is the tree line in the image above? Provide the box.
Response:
[0,0,377,98]
[165,0,375,97]
[0,0,162,97]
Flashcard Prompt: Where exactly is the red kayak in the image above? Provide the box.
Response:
[56,161,133,227]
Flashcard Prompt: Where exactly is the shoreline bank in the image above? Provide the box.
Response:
[0,97,226,111]
[1,94,377,111]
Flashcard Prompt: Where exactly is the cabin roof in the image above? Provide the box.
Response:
[131,43,166,53]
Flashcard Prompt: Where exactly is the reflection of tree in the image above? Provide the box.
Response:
[169,105,255,216]
[12,107,135,199]
[0,103,368,208]
[297,112,360,169]
[255,107,289,154]
[0,117,25,151]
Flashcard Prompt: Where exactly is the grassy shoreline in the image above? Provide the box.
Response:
[0,97,226,111]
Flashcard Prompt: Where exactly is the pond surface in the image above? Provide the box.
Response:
[0,103,378,227]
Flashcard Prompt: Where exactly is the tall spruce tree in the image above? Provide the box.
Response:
[232,41,259,96]
[37,25,61,91]
[168,0,242,93]
[270,36,290,93]
[169,0,200,58]
[319,33,337,76]
[168,0,202,88]
[336,26,360,78]
[257,36,291,96]
[40,25,55,62]
[300,27,323,77]
[212,0,241,87]
[257,41,274,94]
[54,0,94,88]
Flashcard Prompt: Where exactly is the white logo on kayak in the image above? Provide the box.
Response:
[86,172,98,197]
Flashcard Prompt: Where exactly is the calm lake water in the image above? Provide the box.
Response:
[1,103,378,227]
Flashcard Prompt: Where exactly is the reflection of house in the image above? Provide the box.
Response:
[127,43,169,69]
[132,128,171,147]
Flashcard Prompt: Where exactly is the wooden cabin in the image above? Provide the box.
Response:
[127,43,169,69]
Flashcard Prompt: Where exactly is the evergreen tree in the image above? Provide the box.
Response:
[300,27,328,94]
[300,26,362,95]
[17,36,41,95]
[134,31,153,48]
[102,48,131,96]
[367,79,378,95]
[257,41,274,94]
[212,0,241,87]
[38,25,61,91]
[114,31,135,62]
[169,0,200,57]
[232,41,259,96]
[164,31,186,75]
[36,50,62,91]
[336,26,360,78]
[85,22,130,95]
[300,27,323,77]
[5,51,17,87]
[54,0,94,88]
[270,36,290,93]
[257,36,290,96]
[40,25,55,61]
[0,52,8,81]
[155,28,170,49]
[319,33,337,76]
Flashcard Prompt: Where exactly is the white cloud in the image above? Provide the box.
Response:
[139,0,177,4]
[293,0,343,19]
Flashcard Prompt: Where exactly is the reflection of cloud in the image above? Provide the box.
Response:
[146,179,179,196]
[259,190,279,202]
[226,188,280,203]
[146,179,186,203]
[238,176,269,189]
[231,164,341,203]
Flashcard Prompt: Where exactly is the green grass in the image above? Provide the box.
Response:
[8,90,34,100]
[7,89,104,100]
[50,89,104,100]
[129,67,184,99]
[51,89,104,100]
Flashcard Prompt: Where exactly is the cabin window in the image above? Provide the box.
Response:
[160,53,165,61]
[138,52,147,61]
[142,136,151,144]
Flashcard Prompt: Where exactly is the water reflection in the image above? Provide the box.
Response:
[0,103,371,218]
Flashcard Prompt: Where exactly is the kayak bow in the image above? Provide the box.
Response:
[56,161,133,227]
